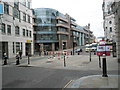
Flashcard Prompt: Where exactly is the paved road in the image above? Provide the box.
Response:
[2,66,118,88]
[2,52,119,89]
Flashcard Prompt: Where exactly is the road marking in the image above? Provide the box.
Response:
[62,80,73,90]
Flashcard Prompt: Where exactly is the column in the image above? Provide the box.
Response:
[82,34,85,45]
[52,43,55,51]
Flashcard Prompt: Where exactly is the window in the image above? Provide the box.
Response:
[4,3,9,14]
[2,23,6,34]
[29,31,31,37]
[13,8,20,19]
[26,30,28,37]
[23,13,26,21]
[109,21,112,24]
[16,42,20,53]
[23,29,25,36]
[28,2,30,8]
[13,42,15,53]
[15,26,20,35]
[7,25,11,34]
[28,15,30,23]
[110,27,112,32]
[14,1,19,9]
[21,42,22,52]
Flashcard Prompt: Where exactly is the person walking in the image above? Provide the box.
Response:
[19,50,22,59]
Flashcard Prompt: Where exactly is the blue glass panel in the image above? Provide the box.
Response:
[0,4,4,14]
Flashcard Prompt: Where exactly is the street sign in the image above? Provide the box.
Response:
[97,41,110,56]
[0,3,4,15]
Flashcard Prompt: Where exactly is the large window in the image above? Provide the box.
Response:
[2,23,6,34]
[7,25,11,34]
[29,31,31,37]
[39,34,57,40]
[26,30,28,36]
[15,26,20,35]
[23,29,25,36]
[16,42,20,53]
[4,3,9,14]
[23,13,26,21]
[13,8,20,19]
[28,15,30,23]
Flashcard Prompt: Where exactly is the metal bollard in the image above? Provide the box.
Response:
[64,56,66,67]
[98,56,101,68]
[28,54,31,64]
[102,55,108,77]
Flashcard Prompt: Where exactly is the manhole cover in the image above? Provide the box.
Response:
[46,61,53,63]
[82,62,90,64]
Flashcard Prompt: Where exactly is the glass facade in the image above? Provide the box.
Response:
[34,8,59,43]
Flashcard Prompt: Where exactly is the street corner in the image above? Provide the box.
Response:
[66,75,119,88]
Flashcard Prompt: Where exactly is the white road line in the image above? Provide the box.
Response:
[62,80,73,90]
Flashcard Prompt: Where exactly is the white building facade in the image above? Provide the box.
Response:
[0,0,33,58]
[102,0,116,42]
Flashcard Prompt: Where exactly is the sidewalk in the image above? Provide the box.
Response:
[65,55,119,88]
[67,75,119,88]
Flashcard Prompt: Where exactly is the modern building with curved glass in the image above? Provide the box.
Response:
[33,8,94,53]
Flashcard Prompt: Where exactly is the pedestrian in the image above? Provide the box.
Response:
[3,52,8,65]
[16,52,20,65]
[19,50,22,59]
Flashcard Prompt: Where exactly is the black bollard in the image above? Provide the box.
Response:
[89,50,91,62]
[102,56,108,77]
[64,56,66,67]
[98,56,101,68]
[28,54,30,64]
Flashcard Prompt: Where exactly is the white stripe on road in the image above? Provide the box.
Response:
[62,80,73,90]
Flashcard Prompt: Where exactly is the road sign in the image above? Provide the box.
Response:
[97,41,110,56]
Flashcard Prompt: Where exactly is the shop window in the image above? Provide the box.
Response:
[16,42,20,53]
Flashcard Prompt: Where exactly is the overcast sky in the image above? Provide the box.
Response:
[32,0,104,37]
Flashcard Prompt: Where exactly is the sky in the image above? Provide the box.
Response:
[32,0,104,37]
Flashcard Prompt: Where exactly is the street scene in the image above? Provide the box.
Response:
[0,0,120,89]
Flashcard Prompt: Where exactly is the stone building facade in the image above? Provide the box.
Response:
[0,0,33,58]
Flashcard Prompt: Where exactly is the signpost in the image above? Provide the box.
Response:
[96,40,110,77]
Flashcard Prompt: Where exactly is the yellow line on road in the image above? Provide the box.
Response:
[62,80,73,90]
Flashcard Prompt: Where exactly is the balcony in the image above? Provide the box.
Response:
[57,31,69,35]
[56,23,70,29]
[71,21,77,26]
[56,16,68,23]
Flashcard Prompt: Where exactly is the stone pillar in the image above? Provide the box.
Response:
[58,35,62,50]
[52,43,55,51]
[79,33,82,46]
[82,34,85,45]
